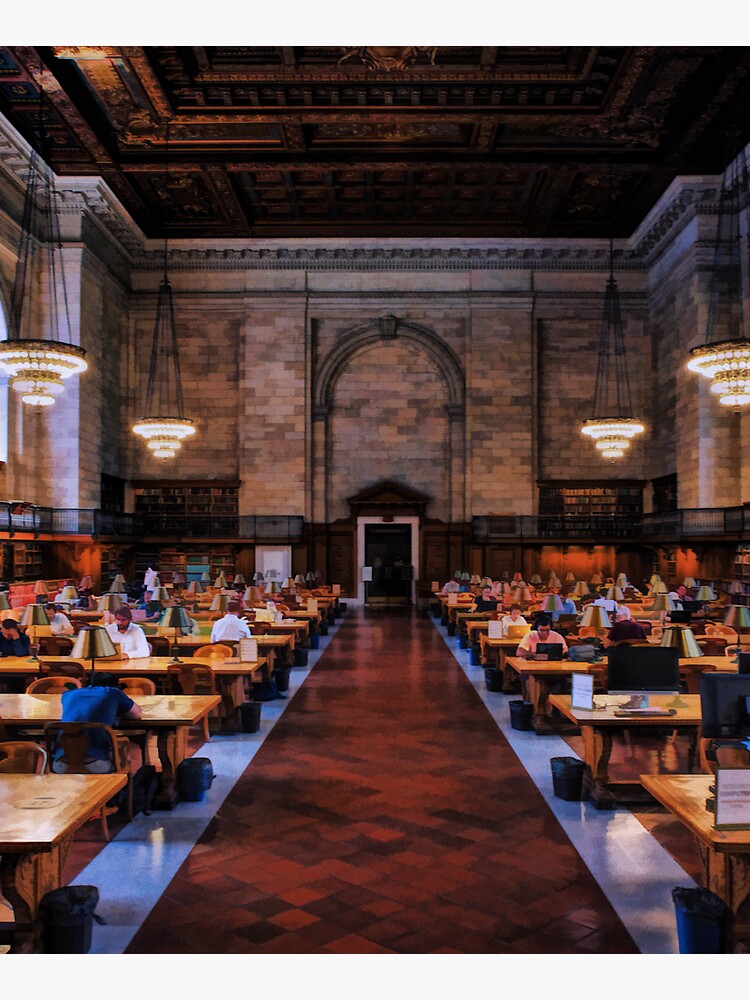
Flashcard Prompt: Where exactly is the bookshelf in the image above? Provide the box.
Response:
[133,483,239,520]
[133,545,235,585]
[538,483,643,518]
[12,542,43,581]
[732,547,750,605]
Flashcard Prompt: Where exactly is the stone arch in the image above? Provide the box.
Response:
[313,314,465,414]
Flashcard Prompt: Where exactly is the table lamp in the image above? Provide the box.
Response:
[683,576,698,589]
[530,574,542,585]
[658,628,696,707]
[697,585,717,602]
[267,582,281,594]
[728,580,745,596]
[579,605,611,629]
[20,603,48,660]
[71,625,117,683]
[565,572,577,582]
[605,586,625,602]
[306,571,316,583]
[517,587,534,604]
[650,580,668,595]
[724,605,750,631]
[469,574,481,586]
[616,574,628,589]
[57,585,78,604]
[200,572,211,584]
[590,573,604,586]
[33,580,49,604]
[512,579,527,590]
[97,594,123,614]
[650,594,676,625]
[210,594,229,614]
[214,572,228,589]
[186,580,203,596]
[160,605,193,663]
[649,573,663,585]
[0,593,11,613]
[108,577,127,594]
[282,577,295,590]
[541,594,564,613]
[233,573,246,589]
[548,574,562,589]
[573,581,591,597]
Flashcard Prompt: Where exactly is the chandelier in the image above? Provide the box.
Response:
[132,121,194,459]
[0,67,87,406]
[686,138,750,406]
[581,136,644,459]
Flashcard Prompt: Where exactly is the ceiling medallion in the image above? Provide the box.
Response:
[338,47,437,71]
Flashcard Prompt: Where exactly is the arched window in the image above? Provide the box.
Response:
[0,300,8,463]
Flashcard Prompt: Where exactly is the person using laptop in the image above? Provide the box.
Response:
[516,616,568,659]
[473,585,498,612]
[500,604,528,636]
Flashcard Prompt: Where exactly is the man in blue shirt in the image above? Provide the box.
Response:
[0,618,30,656]
[52,674,142,773]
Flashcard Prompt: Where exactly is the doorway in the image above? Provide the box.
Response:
[364,525,412,605]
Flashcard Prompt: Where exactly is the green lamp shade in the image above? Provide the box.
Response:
[650,594,676,612]
[214,573,228,589]
[650,580,668,595]
[57,586,79,602]
[573,582,591,597]
[660,626,702,658]
[0,593,11,611]
[186,581,203,596]
[724,605,750,630]
[71,626,117,660]
[696,585,717,602]
[605,587,624,601]
[97,594,123,613]
[160,606,193,630]
[20,603,49,627]
[579,606,611,629]
[541,594,564,612]
[210,594,229,613]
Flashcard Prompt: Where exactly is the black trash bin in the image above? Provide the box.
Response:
[310,632,320,650]
[671,887,727,953]
[39,885,99,954]
[272,667,290,692]
[177,757,215,802]
[319,621,329,636]
[293,647,309,667]
[470,644,483,666]
[550,756,586,800]
[458,632,469,649]
[239,701,262,733]
[509,699,534,730]
[484,667,503,692]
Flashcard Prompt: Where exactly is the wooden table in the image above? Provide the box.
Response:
[640,773,750,951]
[0,655,263,736]
[174,633,293,669]
[480,637,526,688]
[0,773,127,952]
[505,656,602,734]
[549,693,702,809]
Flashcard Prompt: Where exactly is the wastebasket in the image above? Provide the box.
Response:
[239,701,262,733]
[550,756,585,800]
[293,647,309,667]
[484,667,503,692]
[272,667,290,692]
[319,621,329,636]
[39,885,99,954]
[458,632,469,649]
[447,622,456,637]
[509,699,534,731]
[177,757,215,802]
[470,644,483,666]
[671,887,727,954]
[310,632,320,650]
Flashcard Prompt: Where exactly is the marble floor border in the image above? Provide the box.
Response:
[432,615,695,954]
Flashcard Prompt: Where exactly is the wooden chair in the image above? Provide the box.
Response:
[0,741,48,774]
[37,636,74,656]
[167,662,217,742]
[38,660,86,681]
[146,636,171,657]
[43,722,132,839]
[26,676,82,694]
[117,677,156,765]
[193,643,234,658]
[696,637,729,656]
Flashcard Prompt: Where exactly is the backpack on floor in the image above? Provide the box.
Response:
[251,678,287,701]
[121,764,160,816]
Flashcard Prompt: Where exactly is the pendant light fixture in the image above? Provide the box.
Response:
[0,63,87,406]
[687,136,750,406]
[581,126,644,459]
[132,119,194,459]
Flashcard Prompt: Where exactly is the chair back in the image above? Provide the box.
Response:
[43,721,127,773]
[696,637,729,656]
[26,676,83,694]
[168,662,216,695]
[118,676,156,697]
[146,636,171,656]
[38,636,74,656]
[38,660,86,680]
[0,741,48,773]
[194,643,234,659]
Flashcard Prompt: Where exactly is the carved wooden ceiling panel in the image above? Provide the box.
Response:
[1,45,749,238]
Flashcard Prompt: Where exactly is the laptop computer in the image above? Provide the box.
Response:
[507,624,531,639]
[534,642,564,661]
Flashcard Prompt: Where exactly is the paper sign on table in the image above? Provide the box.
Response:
[447,592,458,606]
[307,599,318,613]
[239,638,258,662]
[571,673,595,711]
[332,584,341,595]
[431,581,440,591]
[487,620,503,639]
[715,768,750,829]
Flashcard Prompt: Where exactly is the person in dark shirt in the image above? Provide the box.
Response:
[52,673,142,772]
[0,618,30,656]
[473,586,499,612]
[607,618,649,645]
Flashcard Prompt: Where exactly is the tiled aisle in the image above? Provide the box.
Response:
[126,607,642,954]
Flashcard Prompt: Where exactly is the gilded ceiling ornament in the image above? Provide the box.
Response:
[338,46,437,71]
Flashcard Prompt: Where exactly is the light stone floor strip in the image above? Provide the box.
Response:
[433,616,696,954]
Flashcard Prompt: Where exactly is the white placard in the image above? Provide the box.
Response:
[447,592,458,606]
[239,638,258,662]
[571,673,595,711]
[487,620,503,639]
[431,581,440,591]
[362,566,373,582]
[331,584,341,595]
[715,768,750,829]
[307,598,318,613]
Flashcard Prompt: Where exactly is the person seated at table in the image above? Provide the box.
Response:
[516,616,569,659]
[0,618,30,656]
[606,611,648,646]
[49,604,74,636]
[500,604,528,636]
[76,593,97,610]
[441,579,460,594]
[104,606,151,659]
[51,673,142,773]
[667,584,691,608]
[548,591,577,621]
[592,589,618,614]
[211,600,253,643]
[473,586,498,612]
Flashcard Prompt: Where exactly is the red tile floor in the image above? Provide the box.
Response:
[122,607,643,954]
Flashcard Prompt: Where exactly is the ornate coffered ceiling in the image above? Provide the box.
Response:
[1,45,749,239]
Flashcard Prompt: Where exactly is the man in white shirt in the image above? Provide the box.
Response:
[104,606,151,659]
[49,605,74,636]
[516,617,569,659]
[500,604,528,636]
[593,592,619,614]
[211,600,252,643]
[441,579,460,593]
